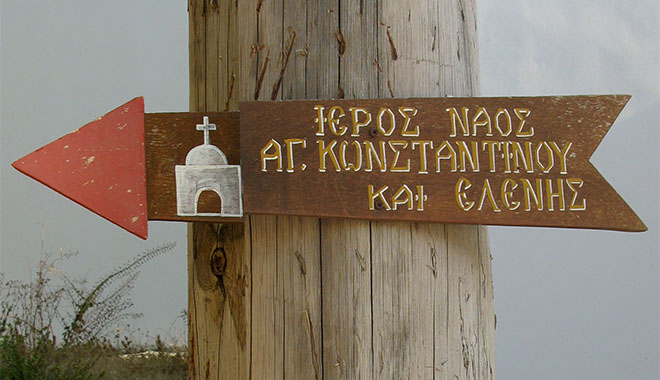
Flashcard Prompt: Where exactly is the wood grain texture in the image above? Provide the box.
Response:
[321,3,375,379]
[278,216,322,379]
[321,219,372,380]
[188,1,250,380]
[477,226,495,379]
[249,214,281,380]
[250,2,324,380]
[189,0,496,379]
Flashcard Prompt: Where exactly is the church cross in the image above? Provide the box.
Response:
[196,116,216,145]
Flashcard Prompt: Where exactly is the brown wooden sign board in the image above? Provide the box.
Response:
[14,95,647,237]
[238,95,645,232]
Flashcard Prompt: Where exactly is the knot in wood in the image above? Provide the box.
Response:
[210,247,227,278]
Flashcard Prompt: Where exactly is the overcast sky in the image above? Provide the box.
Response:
[1,1,658,379]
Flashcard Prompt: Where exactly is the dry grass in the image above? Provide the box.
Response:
[0,242,187,380]
[94,345,187,380]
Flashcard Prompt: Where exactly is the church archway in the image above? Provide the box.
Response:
[194,186,223,215]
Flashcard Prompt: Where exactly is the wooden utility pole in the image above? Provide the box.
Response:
[187,0,495,378]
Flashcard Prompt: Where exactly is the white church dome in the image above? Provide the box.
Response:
[185,144,228,166]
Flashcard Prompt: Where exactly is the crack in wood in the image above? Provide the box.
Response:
[379,344,384,374]
[271,30,296,100]
[335,27,346,55]
[386,79,394,97]
[224,73,235,111]
[303,309,321,380]
[427,247,438,277]
[386,28,398,60]
[373,58,383,73]
[254,49,270,100]
[335,354,345,377]
[355,249,366,272]
[432,26,437,51]
[294,250,306,276]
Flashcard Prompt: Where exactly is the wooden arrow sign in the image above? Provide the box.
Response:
[12,95,646,239]
[12,97,149,239]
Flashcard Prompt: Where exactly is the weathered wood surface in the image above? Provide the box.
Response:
[188,0,495,379]
[188,1,251,380]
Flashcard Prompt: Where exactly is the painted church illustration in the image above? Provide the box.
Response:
[175,116,242,217]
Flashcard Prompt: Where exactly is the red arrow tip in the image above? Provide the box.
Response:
[13,97,149,239]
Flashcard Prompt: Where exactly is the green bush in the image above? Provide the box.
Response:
[0,327,101,380]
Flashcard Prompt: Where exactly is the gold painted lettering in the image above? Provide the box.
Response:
[511,141,534,173]
[472,107,493,136]
[377,107,396,136]
[545,178,565,211]
[514,108,533,137]
[521,178,543,211]
[327,106,347,136]
[456,141,480,172]
[478,179,501,212]
[412,140,433,174]
[389,140,410,172]
[349,107,371,137]
[317,139,341,172]
[364,140,387,172]
[416,185,427,211]
[482,141,500,173]
[260,139,283,172]
[501,141,513,174]
[339,140,362,171]
[501,178,520,211]
[368,184,391,210]
[455,178,475,211]
[284,138,306,173]
[447,107,470,137]
[314,105,326,136]
[550,141,572,174]
[399,107,420,137]
[536,142,555,173]
[435,140,457,172]
[566,178,586,211]
[392,185,414,210]
[494,108,512,136]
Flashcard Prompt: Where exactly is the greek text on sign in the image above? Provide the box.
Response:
[240,96,645,232]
